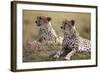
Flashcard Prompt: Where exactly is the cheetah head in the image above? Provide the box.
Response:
[61,19,75,33]
[35,15,51,27]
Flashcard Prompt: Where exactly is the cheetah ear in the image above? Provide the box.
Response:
[71,20,75,26]
[47,17,51,21]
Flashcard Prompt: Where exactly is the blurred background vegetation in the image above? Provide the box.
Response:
[23,10,91,62]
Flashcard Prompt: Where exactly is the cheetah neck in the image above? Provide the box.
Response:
[64,29,79,40]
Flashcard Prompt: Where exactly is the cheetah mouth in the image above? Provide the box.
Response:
[37,24,41,26]
[35,21,41,26]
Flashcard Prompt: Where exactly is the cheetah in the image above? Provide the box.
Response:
[35,15,63,44]
[53,19,91,60]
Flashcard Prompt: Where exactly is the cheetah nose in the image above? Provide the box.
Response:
[61,26,63,29]
[35,21,37,23]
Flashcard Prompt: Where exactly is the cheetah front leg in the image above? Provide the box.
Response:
[64,49,76,60]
